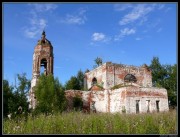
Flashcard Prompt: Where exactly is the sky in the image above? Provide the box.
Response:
[3,2,177,86]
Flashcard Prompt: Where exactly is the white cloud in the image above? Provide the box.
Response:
[91,32,111,44]
[114,4,133,11]
[114,28,136,41]
[23,18,47,38]
[92,33,105,41]
[121,28,136,35]
[63,14,86,25]
[60,9,87,25]
[22,4,57,38]
[119,4,155,25]
[29,4,58,12]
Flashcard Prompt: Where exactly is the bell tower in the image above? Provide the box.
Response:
[29,31,54,109]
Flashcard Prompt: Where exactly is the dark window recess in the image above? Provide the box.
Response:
[147,100,150,113]
[124,74,137,83]
[136,100,140,113]
[156,101,160,112]
[92,77,97,86]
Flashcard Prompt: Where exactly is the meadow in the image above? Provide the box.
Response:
[3,110,177,134]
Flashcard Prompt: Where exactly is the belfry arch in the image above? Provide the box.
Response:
[40,58,47,75]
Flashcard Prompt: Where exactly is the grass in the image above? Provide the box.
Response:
[3,110,177,134]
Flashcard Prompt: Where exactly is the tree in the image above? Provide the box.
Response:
[163,64,177,107]
[76,70,84,90]
[3,73,31,118]
[65,76,80,90]
[149,57,167,87]
[94,57,103,68]
[149,57,177,107]
[3,80,14,117]
[34,74,67,115]
[16,73,31,95]
[15,73,31,113]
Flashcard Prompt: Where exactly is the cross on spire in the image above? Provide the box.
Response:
[42,30,46,37]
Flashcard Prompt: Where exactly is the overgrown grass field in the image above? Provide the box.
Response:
[3,110,177,134]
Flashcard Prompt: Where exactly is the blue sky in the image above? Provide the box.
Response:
[3,3,177,86]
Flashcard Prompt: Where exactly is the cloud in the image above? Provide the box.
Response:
[114,28,136,41]
[63,15,86,25]
[120,28,136,35]
[22,4,57,38]
[92,33,105,41]
[60,9,87,25]
[91,32,111,44]
[114,4,133,11]
[119,4,155,25]
[23,18,47,38]
[29,4,58,12]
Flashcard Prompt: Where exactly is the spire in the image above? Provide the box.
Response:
[41,30,46,41]
[42,30,46,37]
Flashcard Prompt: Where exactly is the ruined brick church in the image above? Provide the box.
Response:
[29,32,169,113]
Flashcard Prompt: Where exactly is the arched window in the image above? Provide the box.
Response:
[92,77,97,86]
[124,74,137,83]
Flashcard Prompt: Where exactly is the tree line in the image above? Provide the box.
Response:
[3,57,177,118]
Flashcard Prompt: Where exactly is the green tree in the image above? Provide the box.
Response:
[16,73,31,95]
[149,57,177,107]
[65,76,80,90]
[94,57,103,68]
[34,74,66,115]
[149,57,167,87]
[76,70,84,90]
[3,80,14,117]
[3,73,30,118]
[162,64,177,107]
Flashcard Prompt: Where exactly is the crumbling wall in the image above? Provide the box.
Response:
[85,62,152,90]
[85,63,107,90]
[65,90,107,112]
[65,90,85,110]
[109,88,127,113]
[124,87,169,113]
[106,62,152,89]
[65,86,169,113]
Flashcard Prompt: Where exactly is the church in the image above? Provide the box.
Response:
[29,32,169,113]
